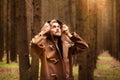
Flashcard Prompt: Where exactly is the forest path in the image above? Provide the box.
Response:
[94,51,120,80]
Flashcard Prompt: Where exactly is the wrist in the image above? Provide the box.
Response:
[66,32,72,38]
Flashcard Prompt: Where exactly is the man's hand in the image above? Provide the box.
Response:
[62,24,72,38]
[38,22,50,36]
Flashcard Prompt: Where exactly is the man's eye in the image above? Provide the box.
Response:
[53,26,56,28]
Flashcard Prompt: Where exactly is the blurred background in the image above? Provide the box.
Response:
[0,0,120,80]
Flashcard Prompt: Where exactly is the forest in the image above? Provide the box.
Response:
[0,0,120,80]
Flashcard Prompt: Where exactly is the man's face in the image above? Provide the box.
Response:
[50,22,61,37]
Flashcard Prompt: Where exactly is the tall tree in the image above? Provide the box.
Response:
[0,0,4,62]
[76,0,97,80]
[1,0,10,63]
[112,0,119,59]
[6,0,11,63]
[15,0,31,80]
[30,0,41,80]
[96,0,104,53]
[10,0,17,62]
[115,0,120,60]
[87,0,97,80]
[76,0,89,80]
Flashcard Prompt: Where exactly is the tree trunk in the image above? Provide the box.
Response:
[15,0,31,80]
[6,0,11,64]
[87,0,97,80]
[115,0,120,60]
[10,0,17,62]
[30,0,41,80]
[1,0,10,63]
[76,0,97,80]
[0,0,4,62]
[76,0,88,80]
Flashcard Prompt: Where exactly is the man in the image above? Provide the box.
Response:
[30,19,88,80]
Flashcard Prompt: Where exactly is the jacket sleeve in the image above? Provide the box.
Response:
[69,32,89,55]
[30,34,46,57]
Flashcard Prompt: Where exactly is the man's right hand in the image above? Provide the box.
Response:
[62,24,72,38]
[38,22,50,36]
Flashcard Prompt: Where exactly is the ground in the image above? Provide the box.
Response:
[94,51,120,80]
[0,51,120,80]
[0,62,19,80]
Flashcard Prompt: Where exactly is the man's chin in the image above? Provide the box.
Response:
[54,33,61,36]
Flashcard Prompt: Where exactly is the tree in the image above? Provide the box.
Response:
[15,0,31,80]
[75,0,89,80]
[112,0,120,60]
[10,0,17,62]
[0,0,4,62]
[30,0,41,80]
[86,1,97,80]
[76,0,97,80]
[6,0,11,63]
[116,0,120,60]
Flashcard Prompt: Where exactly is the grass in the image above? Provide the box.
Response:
[0,61,19,68]
[1,52,120,80]
[96,64,110,70]
[94,67,120,80]
[98,56,113,61]
[94,53,120,80]
[0,61,19,80]
[73,65,78,80]
[0,60,79,80]
[0,72,18,80]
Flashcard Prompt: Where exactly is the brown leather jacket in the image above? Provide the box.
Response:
[30,30,88,80]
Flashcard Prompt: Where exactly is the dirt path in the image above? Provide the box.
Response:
[94,51,120,80]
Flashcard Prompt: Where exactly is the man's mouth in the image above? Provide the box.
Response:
[55,31,60,33]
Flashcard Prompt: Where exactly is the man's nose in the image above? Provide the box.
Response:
[56,28,60,31]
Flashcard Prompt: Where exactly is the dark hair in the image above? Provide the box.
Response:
[56,20,62,25]
[48,19,63,26]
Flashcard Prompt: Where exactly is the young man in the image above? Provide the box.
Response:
[30,19,88,80]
